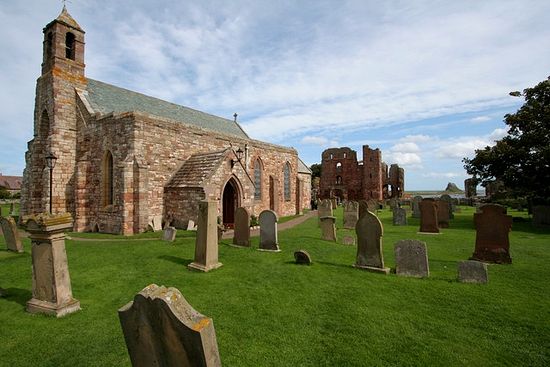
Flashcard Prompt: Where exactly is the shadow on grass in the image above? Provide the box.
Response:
[316,260,354,270]
[157,255,193,266]
[1,287,32,307]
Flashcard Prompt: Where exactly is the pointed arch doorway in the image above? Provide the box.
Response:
[222,178,240,228]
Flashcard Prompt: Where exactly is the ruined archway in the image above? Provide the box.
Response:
[222,177,240,228]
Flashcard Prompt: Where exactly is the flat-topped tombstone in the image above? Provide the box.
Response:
[394,240,429,278]
[471,204,512,264]
[343,201,359,229]
[440,194,454,219]
[318,199,333,218]
[119,284,221,367]
[187,219,197,231]
[294,250,312,265]
[0,216,23,253]
[319,216,337,242]
[458,261,488,284]
[436,200,450,228]
[188,201,222,272]
[162,226,177,242]
[342,235,355,246]
[392,207,407,226]
[354,211,389,274]
[23,213,80,317]
[259,210,280,251]
[233,207,251,247]
[419,199,439,233]
[412,196,422,218]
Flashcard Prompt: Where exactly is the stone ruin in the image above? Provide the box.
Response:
[118,284,221,367]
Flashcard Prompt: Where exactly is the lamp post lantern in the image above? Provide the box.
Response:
[45,152,57,213]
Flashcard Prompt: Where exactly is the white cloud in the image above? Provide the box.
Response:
[400,135,432,144]
[391,142,420,153]
[386,152,422,167]
[422,172,461,178]
[300,136,338,147]
[437,139,489,159]
[489,128,507,141]
[471,116,491,123]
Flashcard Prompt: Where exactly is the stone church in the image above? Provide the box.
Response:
[21,7,311,235]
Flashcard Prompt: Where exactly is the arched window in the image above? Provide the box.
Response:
[336,162,342,172]
[283,162,291,201]
[65,32,75,60]
[336,176,342,184]
[103,151,114,206]
[254,159,262,200]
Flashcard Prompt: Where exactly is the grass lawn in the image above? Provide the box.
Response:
[0,206,549,366]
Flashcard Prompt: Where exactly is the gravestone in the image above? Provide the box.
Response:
[366,199,379,212]
[358,200,369,219]
[342,235,355,246]
[319,216,337,242]
[394,240,429,278]
[119,284,221,367]
[392,207,407,226]
[0,216,23,253]
[331,198,337,210]
[436,200,450,228]
[354,211,389,274]
[388,198,399,210]
[532,205,550,227]
[162,226,177,242]
[471,204,512,264]
[318,199,333,218]
[24,213,80,317]
[419,199,439,233]
[440,194,454,219]
[411,196,422,218]
[187,219,197,231]
[294,250,312,265]
[259,210,280,251]
[188,201,223,272]
[233,207,251,247]
[458,260,488,284]
[343,201,359,229]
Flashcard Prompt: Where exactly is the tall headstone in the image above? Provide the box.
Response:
[471,204,512,264]
[440,194,454,219]
[318,199,333,218]
[343,201,359,229]
[419,199,439,233]
[358,200,369,219]
[0,216,23,253]
[119,284,221,367]
[458,261,488,284]
[320,216,337,242]
[259,210,280,251]
[354,211,389,274]
[188,201,223,272]
[24,213,80,317]
[436,200,450,228]
[162,226,177,242]
[392,207,407,226]
[233,207,251,247]
[411,196,422,218]
[394,240,429,277]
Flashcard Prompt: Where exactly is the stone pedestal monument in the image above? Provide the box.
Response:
[24,213,80,317]
[188,201,223,272]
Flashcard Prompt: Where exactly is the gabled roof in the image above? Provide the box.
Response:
[84,79,249,139]
[47,6,83,32]
[0,175,23,190]
[297,158,312,174]
[166,150,229,188]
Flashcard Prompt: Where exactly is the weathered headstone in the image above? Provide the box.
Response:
[331,198,337,210]
[0,216,23,253]
[388,198,399,210]
[440,194,454,219]
[118,284,221,367]
[318,199,333,218]
[24,213,80,317]
[188,200,223,272]
[458,260,488,284]
[419,199,439,233]
[233,207,251,247]
[358,200,369,219]
[532,205,550,227]
[187,219,197,231]
[342,235,355,246]
[411,196,422,218]
[294,250,312,265]
[394,240,429,278]
[436,200,450,228]
[366,199,379,212]
[354,210,389,274]
[343,201,359,229]
[319,216,337,242]
[162,226,177,242]
[392,207,407,226]
[471,204,512,264]
[259,210,280,251]
[148,215,163,231]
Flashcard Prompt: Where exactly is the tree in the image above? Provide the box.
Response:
[0,187,10,200]
[463,77,550,203]
[310,163,321,178]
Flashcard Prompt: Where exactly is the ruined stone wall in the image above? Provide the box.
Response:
[362,145,383,201]
[319,147,362,200]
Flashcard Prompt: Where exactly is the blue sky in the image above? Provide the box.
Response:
[1,0,549,190]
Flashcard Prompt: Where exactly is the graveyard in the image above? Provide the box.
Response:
[1,204,549,366]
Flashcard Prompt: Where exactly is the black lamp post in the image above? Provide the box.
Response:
[232,147,244,168]
[45,152,57,214]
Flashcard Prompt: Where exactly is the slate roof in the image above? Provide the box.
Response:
[297,158,312,174]
[85,79,249,139]
[47,6,83,31]
[0,176,23,190]
[166,150,229,188]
